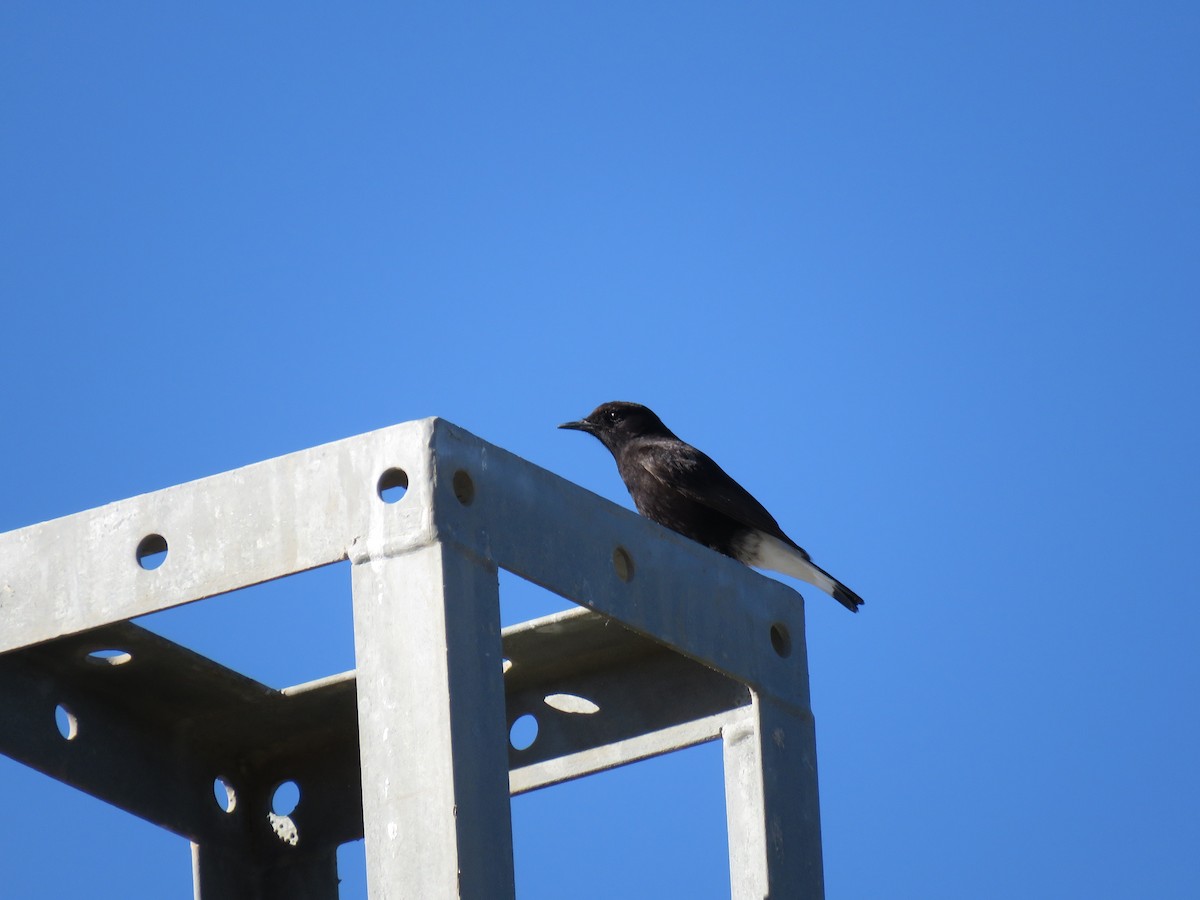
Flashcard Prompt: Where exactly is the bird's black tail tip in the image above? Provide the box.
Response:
[832,584,864,614]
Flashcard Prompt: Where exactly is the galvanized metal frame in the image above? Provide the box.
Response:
[0,418,823,899]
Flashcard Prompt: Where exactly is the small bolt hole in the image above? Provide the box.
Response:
[612,546,634,582]
[453,470,475,506]
[136,534,168,570]
[509,714,538,750]
[769,622,792,658]
[377,468,409,503]
[214,776,237,813]
[54,704,78,740]
[271,780,301,817]
[544,693,600,715]
[85,649,132,667]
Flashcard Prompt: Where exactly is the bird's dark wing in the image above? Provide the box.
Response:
[634,439,808,555]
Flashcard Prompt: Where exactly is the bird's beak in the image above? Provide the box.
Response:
[558,419,595,433]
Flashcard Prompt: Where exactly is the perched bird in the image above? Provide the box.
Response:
[559,401,863,612]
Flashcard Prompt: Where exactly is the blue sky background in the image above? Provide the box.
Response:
[3,3,1199,897]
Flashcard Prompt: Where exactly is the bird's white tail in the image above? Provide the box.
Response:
[741,532,864,613]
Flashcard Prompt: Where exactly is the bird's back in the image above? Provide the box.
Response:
[615,435,801,559]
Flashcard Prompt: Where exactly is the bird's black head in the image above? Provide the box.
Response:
[558,401,675,452]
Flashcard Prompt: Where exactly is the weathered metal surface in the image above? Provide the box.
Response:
[191,842,341,900]
[0,419,438,654]
[0,606,758,831]
[428,420,812,706]
[502,607,752,793]
[0,618,364,895]
[1,420,810,706]
[0,418,824,899]
[724,696,825,899]
[351,541,515,900]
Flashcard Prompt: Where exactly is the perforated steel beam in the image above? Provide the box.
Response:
[0,418,824,899]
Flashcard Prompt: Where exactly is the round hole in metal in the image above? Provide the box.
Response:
[509,714,538,751]
[136,534,168,570]
[377,468,409,503]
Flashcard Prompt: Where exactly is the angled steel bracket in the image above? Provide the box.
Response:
[0,418,823,899]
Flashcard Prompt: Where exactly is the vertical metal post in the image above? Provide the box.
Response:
[723,694,824,900]
[351,540,515,900]
[191,843,341,900]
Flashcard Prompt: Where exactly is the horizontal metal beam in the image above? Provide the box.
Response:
[1,419,812,710]
[0,603,754,835]
[425,419,813,705]
[502,607,751,792]
[0,419,439,654]
[0,619,363,851]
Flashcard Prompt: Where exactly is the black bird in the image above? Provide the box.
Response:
[559,401,863,612]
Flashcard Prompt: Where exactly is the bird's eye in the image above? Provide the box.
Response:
[607,409,620,422]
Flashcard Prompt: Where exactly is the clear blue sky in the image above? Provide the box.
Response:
[3,3,1198,897]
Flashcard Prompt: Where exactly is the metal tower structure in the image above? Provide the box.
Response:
[0,418,824,898]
